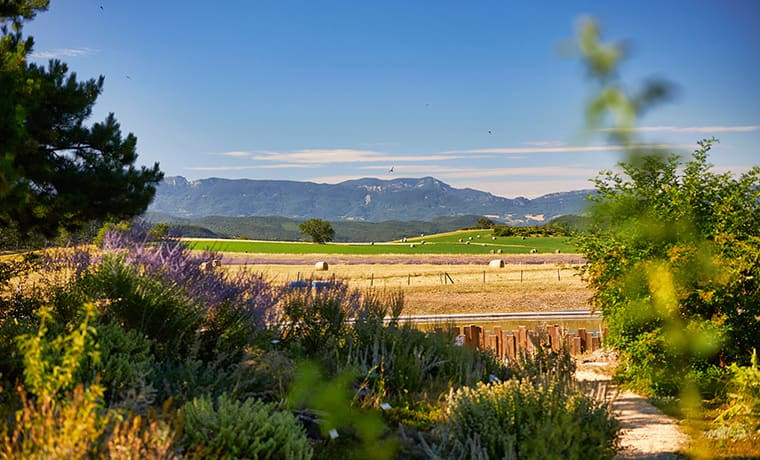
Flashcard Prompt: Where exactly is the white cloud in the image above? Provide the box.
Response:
[30,47,97,59]
[186,163,312,171]
[251,148,470,164]
[460,179,596,199]
[221,151,251,158]
[521,140,566,147]
[712,164,757,175]
[441,144,693,155]
[600,125,760,133]
[360,165,598,179]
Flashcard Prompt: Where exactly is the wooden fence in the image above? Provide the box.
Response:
[449,324,603,359]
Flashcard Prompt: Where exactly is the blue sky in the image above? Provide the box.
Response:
[26,1,760,197]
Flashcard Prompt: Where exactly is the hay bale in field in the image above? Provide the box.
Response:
[370,241,374,245]
[481,243,486,247]
[468,236,473,240]
[555,249,561,254]
[465,241,470,245]
[491,236,496,240]
[410,243,416,248]
[459,238,463,242]
[529,248,537,254]
[490,249,495,254]
[476,234,480,238]
[315,261,329,271]
[497,249,503,254]
[489,259,505,268]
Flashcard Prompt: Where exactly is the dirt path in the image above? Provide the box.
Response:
[575,367,688,459]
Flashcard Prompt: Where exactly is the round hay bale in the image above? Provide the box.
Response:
[476,234,481,238]
[491,236,496,240]
[481,243,486,247]
[555,249,561,254]
[490,249,495,254]
[489,259,505,268]
[410,243,416,248]
[497,249,503,254]
[468,236,473,240]
[465,241,470,245]
[458,238,463,242]
[315,261,329,271]
[529,248,537,254]
[370,241,374,245]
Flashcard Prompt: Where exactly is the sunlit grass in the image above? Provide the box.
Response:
[184,230,575,255]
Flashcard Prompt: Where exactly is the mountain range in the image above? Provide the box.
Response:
[149,176,593,224]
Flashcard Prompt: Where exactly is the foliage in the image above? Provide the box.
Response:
[106,414,178,460]
[180,393,312,459]
[299,218,335,244]
[713,349,760,434]
[572,18,760,397]
[1,303,106,459]
[0,5,162,238]
[428,378,618,459]
[475,217,494,229]
[577,140,760,396]
[288,362,395,460]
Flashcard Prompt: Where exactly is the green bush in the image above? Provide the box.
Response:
[713,349,760,435]
[344,323,511,406]
[430,379,619,459]
[180,393,312,459]
[91,255,204,360]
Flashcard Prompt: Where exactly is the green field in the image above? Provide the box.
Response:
[185,229,576,255]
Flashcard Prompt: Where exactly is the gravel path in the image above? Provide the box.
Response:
[575,368,688,459]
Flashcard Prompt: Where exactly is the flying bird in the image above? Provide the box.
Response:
[388,166,394,173]
[488,130,492,134]
[125,75,131,80]
[99,5,103,10]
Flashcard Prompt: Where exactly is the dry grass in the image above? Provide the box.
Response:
[228,260,590,315]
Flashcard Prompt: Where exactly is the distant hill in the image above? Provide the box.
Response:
[144,213,483,243]
[149,176,593,224]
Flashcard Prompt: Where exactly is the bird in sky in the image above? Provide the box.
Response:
[125,75,131,80]
[388,166,394,173]
[99,5,103,10]
[488,130,492,134]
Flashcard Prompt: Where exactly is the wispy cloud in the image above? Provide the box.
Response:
[251,149,471,164]
[186,163,312,172]
[358,164,599,179]
[600,125,760,133]
[30,47,97,59]
[522,140,566,147]
[220,151,251,158]
[442,143,692,155]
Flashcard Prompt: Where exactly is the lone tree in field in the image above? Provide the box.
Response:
[0,0,163,238]
[476,217,495,229]
[299,218,334,244]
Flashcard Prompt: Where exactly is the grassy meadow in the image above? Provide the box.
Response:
[185,229,575,255]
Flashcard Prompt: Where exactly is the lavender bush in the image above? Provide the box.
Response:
[101,224,281,327]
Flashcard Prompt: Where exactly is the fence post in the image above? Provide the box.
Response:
[371,273,374,287]
[407,273,411,285]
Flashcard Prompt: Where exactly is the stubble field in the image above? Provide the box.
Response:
[223,253,590,315]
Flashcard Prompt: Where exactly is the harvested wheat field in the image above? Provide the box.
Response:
[223,253,590,315]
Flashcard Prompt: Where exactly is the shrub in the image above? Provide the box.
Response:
[429,379,619,459]
[106,414,178,460]
[279,279,361,356]
[180,393,312,459]
[1,304,106,459]
[713,349,760,436]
